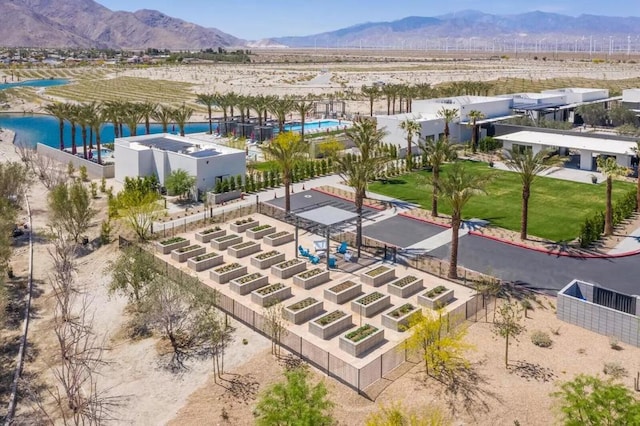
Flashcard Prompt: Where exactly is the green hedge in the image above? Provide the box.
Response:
[579,189,637,247]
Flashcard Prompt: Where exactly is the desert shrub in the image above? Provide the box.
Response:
[603,362,628,379]
[531,330,552,348]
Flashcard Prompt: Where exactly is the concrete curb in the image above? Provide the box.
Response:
[398,212,640,259]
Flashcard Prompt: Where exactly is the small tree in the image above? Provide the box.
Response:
[317,138,344,159]
[255,367,334,426]
[552,374,640,425]
[105,246,157,305]
[263,301,288,357]
[165,169,196,199]
[492,301,526,368]
[48,181,97,243]
[111,189,163,241]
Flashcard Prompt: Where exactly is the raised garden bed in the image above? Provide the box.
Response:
[309,310,353,340]
[250,250,286,269]
[271,258,306,279]
[209,262,248,284]
[171,244,206,263]
[263,231,294,247]
[339,324,385,357]
[187,252,224,272]
[293,268,330,290]
[381,303,421,332]
[211,234,242,251]
[156,237,189,255]
[418,286,455,310]
[246,224,276,240]
[351,292,392,317]
[251,283,292,307]
[230,218,259,233]
[284,297,324,325]
[227,241,261,258]
[387,275,423,298]
[324,280,362,304]
[229,272,269,295]
[360,265,396,287]
[195,227,225,243]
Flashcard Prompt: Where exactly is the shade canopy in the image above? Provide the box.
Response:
[295,205,359,227]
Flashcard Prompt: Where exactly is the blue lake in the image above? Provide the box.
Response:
[0,78,69,90]
[0,113,216,148]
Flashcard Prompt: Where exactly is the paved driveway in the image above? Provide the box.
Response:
[363,216,447,248]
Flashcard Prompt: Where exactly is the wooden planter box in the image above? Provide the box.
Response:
[227,241,261,258]
[211,234,242,251]
[187,252,224,272]
[171,245,206,263]
[351,293,392,318]
[209,264,248,284]
[418,288,455,310]
[250,251,286,269]
[339,326,385,357]
[309,310,353,340]
[293,269,330,290]
[324,280,362,305]
[263,231,294,247]
[229,273,269,296]
[230,220,259,233]
[156,238,189,255]
[284,298,324,325]
[251,283,292,307]
[271,259,306,279]
[360,265,396,287]
[195,228,225,243]
[381,304,421,332]
[246,225,277,240]
[387,276,423,298]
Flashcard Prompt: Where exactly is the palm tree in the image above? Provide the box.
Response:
[103,100,124,139]
[122,102,145,137]
[336,119,388,257]
[437,107,459,139]
[139,101,157,135]
[382,84,395,115]
[467,110,485,153]
[269,98,295,133]
[67,104,80,155]
[261,132,309,212]
[44,102,68,150]
[171,104,194,136]
[361,85,380,117]
[295,100,314,142]
[213,93,230,123]
[86,103,105,164]
[433,162,491,278]
[502,147,565,240]
[76,104,92,159]
[152,104,173,133]
[399,119,421,170]
[597,157,628,236]
[196,93,217,134]
[419,136,458,217]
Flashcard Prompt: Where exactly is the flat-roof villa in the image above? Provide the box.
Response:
[114,133,246,194]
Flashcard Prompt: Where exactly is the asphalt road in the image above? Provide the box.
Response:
[363,215,447,248]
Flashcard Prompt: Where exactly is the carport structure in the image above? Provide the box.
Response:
[497,130,637,171]
[291,205,359,270]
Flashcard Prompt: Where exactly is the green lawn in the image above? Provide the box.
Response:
[368,161,635,242]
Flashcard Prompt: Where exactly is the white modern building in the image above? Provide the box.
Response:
[114,133,246,194]
[498,92,567,121]
[375,112,445,149]
[541,87,610,104]
[622,88,640,111]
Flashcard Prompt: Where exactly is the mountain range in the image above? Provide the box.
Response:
[1,1,639,50]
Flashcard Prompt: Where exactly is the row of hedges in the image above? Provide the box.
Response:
[579,189,637,247]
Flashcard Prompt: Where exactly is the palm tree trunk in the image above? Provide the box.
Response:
[432,168,439,217]
[521,186,530,240]
[96,132,102,164]
[71,125,77,155]
[284,175,291,213]
[369,98,374,117]
[301,114,305,142]
[504,334,510,367]
[407,137,412,169]
[81,127,88,159]
[112,120,119,139]
[444,122,450,139]
[471,124,478,153]
[89,128,94,150]
[145,118,151,135]
[58,120,64,150]
[448,215,461,279]
[605,177,614,235]
[208,107,213,134]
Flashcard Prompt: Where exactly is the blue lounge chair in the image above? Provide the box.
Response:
[299,245,310,257]
[328,257,337,268]
[310,255,320,265]
[336,242,348,254]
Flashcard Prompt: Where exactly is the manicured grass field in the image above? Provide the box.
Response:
[368,161,635,242]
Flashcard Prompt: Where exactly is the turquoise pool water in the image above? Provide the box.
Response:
[0,113,214,148]
[283,119,347,133]
[0,78,69,90]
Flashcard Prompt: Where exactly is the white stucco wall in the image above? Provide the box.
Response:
[376,115,445,154]
[623,89,640,103]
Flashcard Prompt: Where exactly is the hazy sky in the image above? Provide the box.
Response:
[98,0,640,40]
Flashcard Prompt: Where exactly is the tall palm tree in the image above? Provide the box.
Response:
[122,102,145,137]
[86,102,105,164]
[361,85,380,117]
[269,98,295,133]
[261,132,309,213]
[251,95,268,127]
[382,84,395,115]
[76,103,92,159]
[213,93,230,122]
[502,147,565,240]
[295,100,314,142]
[196,93,217,134]
[419,136,458,217]
[103,100,124,139]
[139,101,157,135]
[152,104,173,133]
[171,104,194,137]
[67,104,80,155]
[437,107,459,139]
[336,119,388,257]
[399,119,421,170]
[226,91,239,118]
[597,157,628,236]
[44,102,68,151]
[467,110,485,153]
[434,162,491,279]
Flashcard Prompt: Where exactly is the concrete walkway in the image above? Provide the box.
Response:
[609,228,640,255]
[405,227,469,252]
